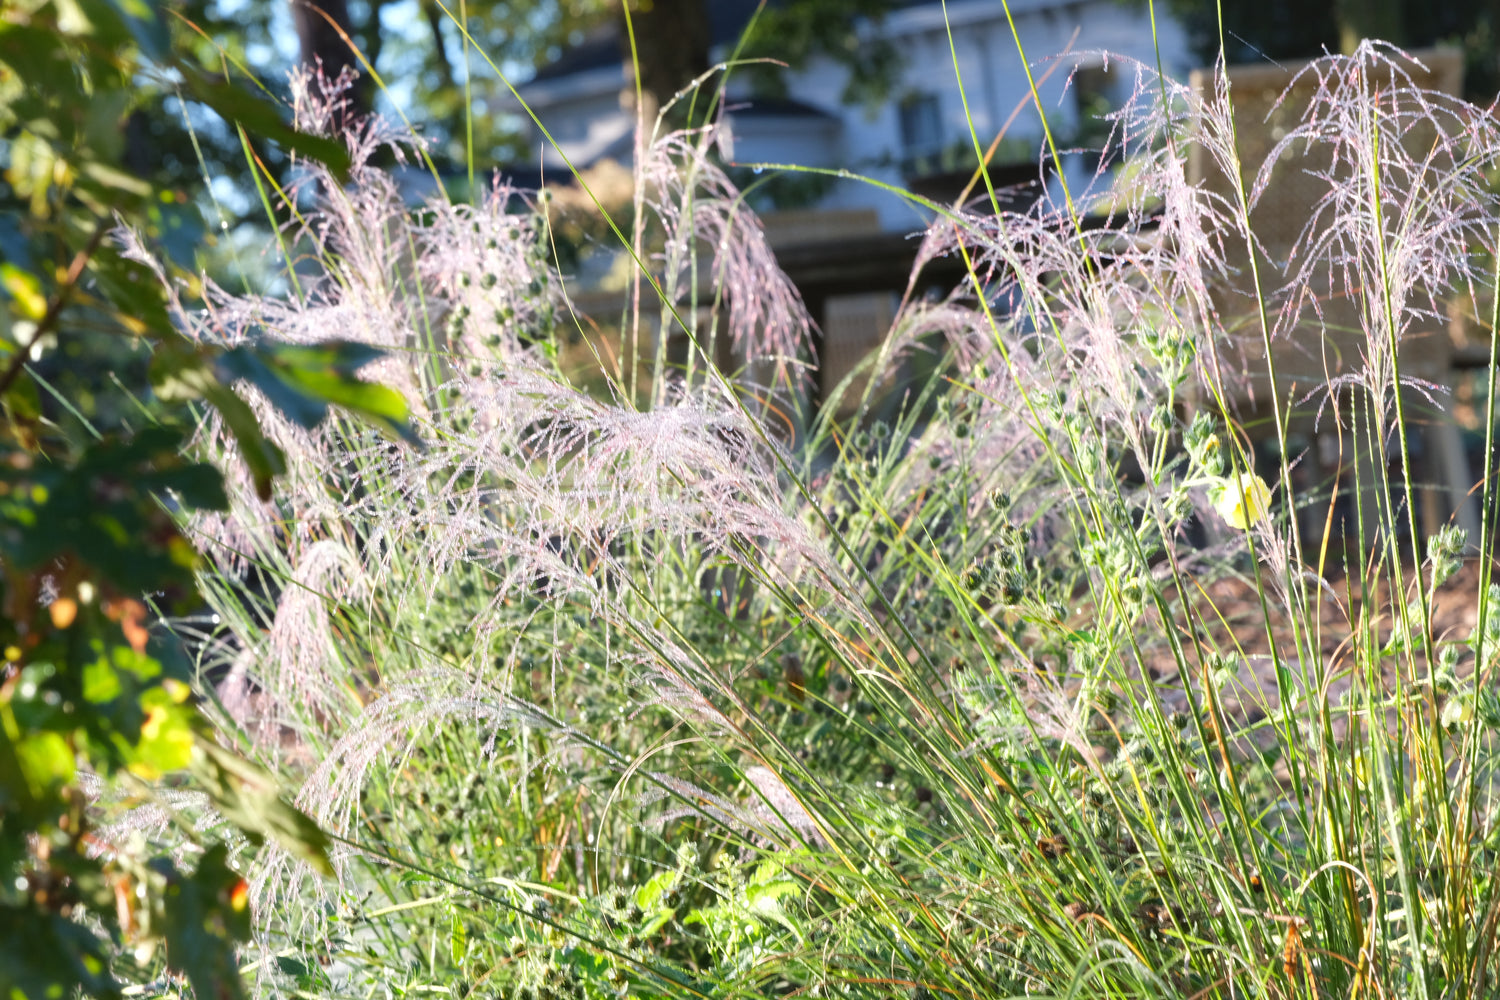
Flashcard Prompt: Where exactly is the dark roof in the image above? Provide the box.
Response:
[530,26,620,82]
[724,95,837,118]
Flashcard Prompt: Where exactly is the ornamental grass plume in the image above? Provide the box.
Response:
[1261,42,1500,411]
[152,41,1500,1000]
[171,68,865,942]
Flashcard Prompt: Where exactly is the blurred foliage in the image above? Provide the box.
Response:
[155,0,910,188]
[0,0,420,995]
[166,0,614,172]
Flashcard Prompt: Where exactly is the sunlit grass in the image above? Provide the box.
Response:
[151,16,1500,1000]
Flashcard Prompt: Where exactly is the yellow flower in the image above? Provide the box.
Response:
[1212,473,1272,530]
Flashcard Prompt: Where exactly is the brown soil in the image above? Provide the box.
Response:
[1138,558,1489,733]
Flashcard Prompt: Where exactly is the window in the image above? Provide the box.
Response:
[898,93,943,158]
[1072,62,1118,140]
[1071,62,1121,168]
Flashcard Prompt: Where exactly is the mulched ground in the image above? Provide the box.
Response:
[1132,557,1489,744]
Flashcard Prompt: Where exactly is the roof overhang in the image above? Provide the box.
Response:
[513,62,626,111]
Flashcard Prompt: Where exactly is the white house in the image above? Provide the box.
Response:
[513,0,1193,232]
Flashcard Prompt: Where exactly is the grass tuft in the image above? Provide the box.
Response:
[149,36,1500,1000]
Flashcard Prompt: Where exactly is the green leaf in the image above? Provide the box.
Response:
[11,730,76,802]
[450,912,467,966]
[149,340,216,402]
[635,869,677,911]
[3,374,44,426]
[150,199,207,272]
[202,383,287,502]
[219,341,422,448]
[144,462,229,512]
[0,28,78,115]
[275,956,310,978]
[216,345,327,428]
[1,263,48,321]
[90,0,170,63]
[151,342,289,500]
[88,245,172,337]
[79,87,131,166]
[0,903,121,1000]
[80,160,153,198]
[190,736,335,877]
[282,369,420,446]
[127,685,195,780]
[186,76,351,180]
[264,341,387,376]
[0,429,203,594]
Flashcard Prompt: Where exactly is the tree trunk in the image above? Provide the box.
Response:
[1335,0,1403,51]
[291,0,369,123]
[421,0,459,96]
[618,0,711,115]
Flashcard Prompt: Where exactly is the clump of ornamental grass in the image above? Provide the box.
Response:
[153,42,1500,1000]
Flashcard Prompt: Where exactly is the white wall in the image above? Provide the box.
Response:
[726,113,842,170]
